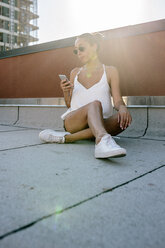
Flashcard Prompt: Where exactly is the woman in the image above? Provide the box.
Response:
[39,33,132,158]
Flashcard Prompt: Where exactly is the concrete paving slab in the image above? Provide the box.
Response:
[0,137,164,238]
[1,165,165,248]
[0,129,40,150]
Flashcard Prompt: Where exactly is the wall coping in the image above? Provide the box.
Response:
[0,104,165,108]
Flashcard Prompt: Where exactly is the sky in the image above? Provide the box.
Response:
[37,0,165,44]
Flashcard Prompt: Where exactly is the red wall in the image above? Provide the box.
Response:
[0,30,165,98]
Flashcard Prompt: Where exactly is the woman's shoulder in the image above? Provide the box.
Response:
[104,65,119,87]
[105,65,118,73]
[104,65,119,79]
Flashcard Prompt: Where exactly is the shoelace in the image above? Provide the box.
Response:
[112,136,120,140]
[49,134,64,143]
[102,135,112,146]
[109,138,121,148]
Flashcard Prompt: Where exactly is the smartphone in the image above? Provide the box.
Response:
[59,74,69,82]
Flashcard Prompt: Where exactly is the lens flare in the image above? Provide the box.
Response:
[52,205,71,231]
[55,205,63,214]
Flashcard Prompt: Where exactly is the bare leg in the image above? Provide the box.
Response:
[64,101,108,144]
[65,128,94,143]
[64,102,124,143]
[87,100,107,143]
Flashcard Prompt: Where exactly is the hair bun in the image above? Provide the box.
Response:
[92,32,104,42]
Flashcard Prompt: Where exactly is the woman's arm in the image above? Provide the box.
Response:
[107,66,132,130]
[60,68,79,108]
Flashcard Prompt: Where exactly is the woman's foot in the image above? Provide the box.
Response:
[95,134,126,158]
[39,129,70,144]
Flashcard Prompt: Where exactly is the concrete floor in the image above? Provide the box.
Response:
[0,124,165,248]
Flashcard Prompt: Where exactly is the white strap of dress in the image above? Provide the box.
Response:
[77,67,83,76]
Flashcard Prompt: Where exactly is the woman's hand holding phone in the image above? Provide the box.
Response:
[59,75,73,92]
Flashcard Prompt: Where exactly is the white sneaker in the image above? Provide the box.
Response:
[95,134,126,158]
[39,129,70,144]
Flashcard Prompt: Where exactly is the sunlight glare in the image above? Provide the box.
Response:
[70,0,144,34]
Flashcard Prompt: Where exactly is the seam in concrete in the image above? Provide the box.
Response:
[118,136,165,142]
[13,106,19,125]
[0,123,42,131]
[0,164,164,241]
[0,135,164,153]
[12,125,43,130]
[141,137,165,141]
[0,143,44,152]
[0,129,30,133]
[0,124,22,128]
[142,107,149,137]
[118,135,144,139]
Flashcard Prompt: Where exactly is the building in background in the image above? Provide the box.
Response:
[0,0,39,52]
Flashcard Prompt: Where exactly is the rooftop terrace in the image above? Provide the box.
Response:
[0,19,165,248]
[0,104,164,248]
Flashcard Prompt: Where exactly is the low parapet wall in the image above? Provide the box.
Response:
[0,105,66,130]
[0,105,164,140]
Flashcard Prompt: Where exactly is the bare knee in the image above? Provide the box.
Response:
[88,100,102,111]
[64,101,103,133]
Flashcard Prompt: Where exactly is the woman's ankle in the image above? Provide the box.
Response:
[65,134,74,143]
[95,133,108,145]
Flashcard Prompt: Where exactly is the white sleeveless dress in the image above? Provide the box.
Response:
[61,64,113,120]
